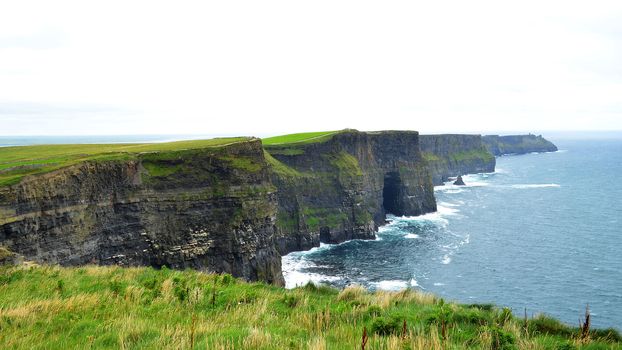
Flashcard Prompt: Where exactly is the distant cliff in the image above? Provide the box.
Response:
[0,139,284,285]
[419,134,496,185]
[264,130,436,254]
[483,134,558,156]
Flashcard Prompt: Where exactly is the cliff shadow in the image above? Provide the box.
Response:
[383,171,404,216]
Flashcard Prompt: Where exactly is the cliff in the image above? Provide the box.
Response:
[483,134,558,156]
[0,139,284,285]
[419,134,496,185]
[264,130,437,254]
[1,130,509,284]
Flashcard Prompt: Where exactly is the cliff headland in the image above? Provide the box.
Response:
[1,130,557,284]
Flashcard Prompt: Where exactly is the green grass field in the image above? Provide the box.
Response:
[0,137,249,187]
[262,131,340,146]
[0,265,619,349]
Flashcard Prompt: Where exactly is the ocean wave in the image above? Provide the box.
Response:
[441,255,452,264]
[282,253,341,289]
[435,174,490,192]
[510,184,561,189]
[283,269,341,289]
[371,279,415,291]
[390,212,448,226]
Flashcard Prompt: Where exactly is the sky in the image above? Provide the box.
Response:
[1,1,621,137]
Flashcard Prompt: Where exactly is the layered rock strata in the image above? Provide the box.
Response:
[265,130,437,254]
[0,139,284,285]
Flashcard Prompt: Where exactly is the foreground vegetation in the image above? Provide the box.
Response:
[0,265,619,349]
[0,137,249,187]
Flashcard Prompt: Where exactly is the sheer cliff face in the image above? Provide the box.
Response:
[482,135,558,156]
[419,135,496,185]
[265,130,437,254]
[0,140,284,285]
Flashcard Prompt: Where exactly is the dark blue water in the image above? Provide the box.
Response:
[283,139,622,329]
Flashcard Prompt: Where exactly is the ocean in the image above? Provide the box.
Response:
[2,135,620,329]
[283,138,622,329]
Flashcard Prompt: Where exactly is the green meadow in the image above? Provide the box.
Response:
[0,137,248,187]
[262,131,340,145]
[0,265,619,349]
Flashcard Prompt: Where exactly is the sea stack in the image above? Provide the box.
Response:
[453,175,466,186]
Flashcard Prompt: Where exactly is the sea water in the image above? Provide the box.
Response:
[283,138,622,329]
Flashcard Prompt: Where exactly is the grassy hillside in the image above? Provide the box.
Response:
[0,137,249,187]
[0,265,619,349]
[262,131,340,145]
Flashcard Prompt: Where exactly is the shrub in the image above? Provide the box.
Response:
[529,314,574,337]
[591,327,622,342]
[337,285,366,302]
[467,303,495,311]
[488,326,516,350]
[282,294,299,308]
[555,343,576,350]
[497,307,513,326]
[301,282,336,295]
[172,276,190,302]
[451,308,490,326]
[108,280,125,297]
[56,279,65,294]
[366,305,382,318]
[221,274,234,286]
[0,268,24,285]
[371,316,399,336]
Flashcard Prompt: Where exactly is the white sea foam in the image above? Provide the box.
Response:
[433,282,445,286]
[410,278,421,288]
[439,201,460,207]
[441,255,452,264]
[404,233,420,239]
[372,280,409,290]
[283,269,341,289]
[435,173,490,192]
[393,212,448,226]
[282,253,341,289]
[378,225,393,233]
[510,184,561,189]
[437,204,460,216]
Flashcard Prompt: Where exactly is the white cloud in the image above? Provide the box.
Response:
[1,0,621,136]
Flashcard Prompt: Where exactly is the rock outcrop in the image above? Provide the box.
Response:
[265,130,437,254]
[453,176,466,186]
[482,134,558,156]
[0,139,284,285]
[419,134,496,185]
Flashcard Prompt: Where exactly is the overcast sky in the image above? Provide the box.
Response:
[1,1,621,136]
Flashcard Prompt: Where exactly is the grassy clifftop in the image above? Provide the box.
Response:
[0,265,619,349]
[0,137,250,187]
[262,131,341,145]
